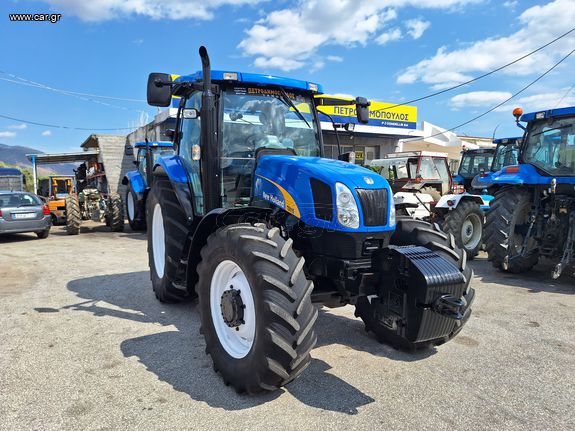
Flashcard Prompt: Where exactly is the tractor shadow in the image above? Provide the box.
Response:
[65,271,386,413]
[470,254,575,294]
[0,233,40,243]
[49,223,147,240]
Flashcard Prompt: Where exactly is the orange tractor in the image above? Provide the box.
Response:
[37,176,75,224]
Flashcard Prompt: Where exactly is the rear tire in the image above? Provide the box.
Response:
[355,217,472,349]
[197,224,317,393]
[108,193,124,232]
[126,186,146,231]
[485,187,538,273]
[442,200,484,259]
[147,178,190,303]
[65,194,81,235]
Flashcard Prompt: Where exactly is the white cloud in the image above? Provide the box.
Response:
[41,130,52,136]
[398,0,575,88]
[8,123,27,130]
[496,88,575,112]
[405,18,430,39]
[503,1,518,8]
[238,0,484,71]
[376,28,402,45]
[450,91,513,108]
[42,0,264,21]
[326,55,343,62]
[0,131,16,138]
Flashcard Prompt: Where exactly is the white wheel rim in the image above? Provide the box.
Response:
[210,260,256,359]
[152,203,165,278]
[127,192,135,221]
[462,213,482,250]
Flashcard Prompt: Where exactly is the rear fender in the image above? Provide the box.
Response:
[435,193,489,210]
[153,155,195,223]
[122,171,146,196]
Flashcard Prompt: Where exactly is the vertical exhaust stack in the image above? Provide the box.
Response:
[199,46,220,212]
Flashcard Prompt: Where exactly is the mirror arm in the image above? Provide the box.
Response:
[317,109,341,156]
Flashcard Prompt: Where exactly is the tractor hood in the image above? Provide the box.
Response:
[253,155,394,233]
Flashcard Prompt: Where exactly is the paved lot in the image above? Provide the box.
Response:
[0,222,574,431]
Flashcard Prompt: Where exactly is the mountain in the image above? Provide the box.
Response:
[0,143,76,175]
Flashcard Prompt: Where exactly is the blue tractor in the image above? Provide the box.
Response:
[472,137,522,194]
[484,107,575,278]
[453,147,495,193]
[144,47,475,393]
[122,141,175,230]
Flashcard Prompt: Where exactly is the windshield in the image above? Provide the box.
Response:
[523,117,575,176]
[492,143,519,172]
[52,178,73,198]
[152,149,175,164]
[458,152,494,177]
[373,158,417,180]
[222,88,320,160]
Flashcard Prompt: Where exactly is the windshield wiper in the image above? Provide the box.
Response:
[278,88,311,129]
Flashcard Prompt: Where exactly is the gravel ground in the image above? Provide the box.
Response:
[0,222,574,431]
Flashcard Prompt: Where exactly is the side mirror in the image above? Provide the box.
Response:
[338,151,356,164]
[124,144,133,157]
[355,97,370,124]
[132,160,140,167]
[147,73,173,107]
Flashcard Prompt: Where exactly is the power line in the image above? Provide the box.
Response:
[403,47,575,142]
[0,70,146,103]
[554,82,575,108]
[373,26,575,112]
[0,113,136,131]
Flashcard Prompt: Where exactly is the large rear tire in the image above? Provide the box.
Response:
[485,188,538,273]
[126,185,146,231]
[65,194,81,235]
[355,217,472,349]
[108,193,124,232]
[442,200,484,259]
[197,224,317,393]
[147,178,190,303]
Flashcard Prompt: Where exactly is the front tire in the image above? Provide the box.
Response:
[126,185,146,231]
[355,217,472,349]
[442,200,484,259]
[197,224,317,393]
[108,193,124,232]
[65,194,81,235]
[147,178,190,302]
[36,229,50,239]
[485,188,538,273]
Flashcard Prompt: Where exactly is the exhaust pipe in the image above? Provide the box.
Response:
[199,46,212,94]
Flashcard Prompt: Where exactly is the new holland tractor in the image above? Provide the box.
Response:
[453,148,495,193]
[145,46,474,393]
[369,151,486,258]
[122,141,175,230]
[485,107,575,279]
[472,137,521,194]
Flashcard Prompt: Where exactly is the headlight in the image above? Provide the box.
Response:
[335,182,359,229]
[389,200,396,227]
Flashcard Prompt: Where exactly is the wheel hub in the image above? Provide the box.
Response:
[220,287,245,328]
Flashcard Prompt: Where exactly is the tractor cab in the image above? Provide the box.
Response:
[369,151,451,199]
[453,148,495,192]
[133,141,175,188]
[37,175,75,224]
[471,137,521,193]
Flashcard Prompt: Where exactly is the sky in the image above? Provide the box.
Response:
[0,0,574,153]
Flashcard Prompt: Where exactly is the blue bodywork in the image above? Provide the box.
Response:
[125,142,181,194]
[519,106,575,122]
[253,156,394,232]
[134,141,174,149]
[125,171,146,194]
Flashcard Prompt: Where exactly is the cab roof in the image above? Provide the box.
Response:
[521,106,575,122]
[175,70,323,94]
[493,137,522,145]
[134,141,173,149]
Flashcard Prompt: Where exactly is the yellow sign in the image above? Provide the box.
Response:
[316,94,417,130]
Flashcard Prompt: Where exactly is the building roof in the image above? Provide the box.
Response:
[26,150,100,165]
[0,167,22,175]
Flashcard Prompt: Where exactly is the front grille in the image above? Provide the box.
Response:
[356,188,387,226]
[310,178,333,221]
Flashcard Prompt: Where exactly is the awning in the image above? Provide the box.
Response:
[26,150,100,165]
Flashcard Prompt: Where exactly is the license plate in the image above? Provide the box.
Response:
[12,213,36,219]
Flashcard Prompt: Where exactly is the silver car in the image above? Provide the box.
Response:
[0,191,51,238]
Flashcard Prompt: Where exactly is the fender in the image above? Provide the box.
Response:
[122,171,146,195]
[186,207,272,291]
[452,174,465,185]
[153,155,195,223]
[435,193,490,211]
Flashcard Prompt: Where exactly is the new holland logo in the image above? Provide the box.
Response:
[364,177,374,185]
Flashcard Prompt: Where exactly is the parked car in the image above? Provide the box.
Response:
[0,191,51,238]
